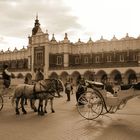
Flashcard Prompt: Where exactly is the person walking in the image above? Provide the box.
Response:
[65,79,72,101]
[76,76,87,105]
[24,75,32,85]
[35,68,44,82]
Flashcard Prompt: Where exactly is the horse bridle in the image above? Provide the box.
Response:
[37,79,61,98]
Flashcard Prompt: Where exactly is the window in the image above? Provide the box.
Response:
[133,54,137,61]
[34,46,44,66]
[95,56,100,63]
[36,52,43,64]
[120,55,124,62]
[107,55,111,62]
[75,57,79,64]
[84,56,88,63]
[57,56,62,65]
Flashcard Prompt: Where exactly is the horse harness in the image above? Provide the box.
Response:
[32,80,57,99]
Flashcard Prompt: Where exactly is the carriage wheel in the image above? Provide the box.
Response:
[77,90,103,120]
[0,95,4,111]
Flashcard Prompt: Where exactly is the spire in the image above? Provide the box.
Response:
[64,33,68,39]
[51,34,56,42]
[32,14,40,35]
[100,35,103,40]
[126,33,129,37]
[78,38,81,42]
[63,33,70,43]
[35,13,40,27]
[87,37,93,43]
[36,13,38,20]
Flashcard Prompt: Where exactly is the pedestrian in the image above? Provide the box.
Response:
[65,79,73,101]
[2,64,11,89]
[24,75,32,85]
[76,76,87,105]
[35,68,44,82]
[71,84,74,94]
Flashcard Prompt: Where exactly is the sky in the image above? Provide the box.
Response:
[0,0,140,51]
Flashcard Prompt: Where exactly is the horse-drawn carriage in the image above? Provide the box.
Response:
[77,80,140,120]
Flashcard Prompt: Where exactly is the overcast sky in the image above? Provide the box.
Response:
[0,0,140,51]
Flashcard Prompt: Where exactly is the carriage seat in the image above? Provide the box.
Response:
[133,82,140,90]
[86,80,104,89]
[121,82,140,90]
[121,84,132,90]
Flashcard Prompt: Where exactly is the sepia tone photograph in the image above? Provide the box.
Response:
[0,0,140,140]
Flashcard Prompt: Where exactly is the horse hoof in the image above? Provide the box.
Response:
[40,112,45,116]
[23,111,27,115]
[34,108,37,112]
[16,112,20,115]
[44,111,47,114]
[38,112,44,116]
[52,110,55,113]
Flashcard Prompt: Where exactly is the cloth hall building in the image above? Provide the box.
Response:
[0,17,140,85]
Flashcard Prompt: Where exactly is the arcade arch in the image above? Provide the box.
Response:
[110,70,122,84]
[49,72,58,79]
[124,69,137,84]
[96,70,107,82]
[60,71,69,84]
[83,70,95,81]
[71,71,81,85]
[17,73,24,79]
[25,73,32,79]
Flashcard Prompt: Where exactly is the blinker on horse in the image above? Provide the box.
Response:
[12,79,64,115]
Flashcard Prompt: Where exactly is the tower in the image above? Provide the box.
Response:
[28,15,49,79]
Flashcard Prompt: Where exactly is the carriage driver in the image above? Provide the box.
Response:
[2,64,11,88]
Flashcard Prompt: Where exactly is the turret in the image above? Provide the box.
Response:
[32,14,41,35]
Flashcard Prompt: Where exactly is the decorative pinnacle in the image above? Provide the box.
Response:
[36,13,38,20]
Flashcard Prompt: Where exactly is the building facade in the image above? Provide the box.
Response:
[0,17,140,84]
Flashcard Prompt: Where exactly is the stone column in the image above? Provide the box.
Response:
[64,53,69,67]
[138,52,140,66]
[44,43,49,79]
